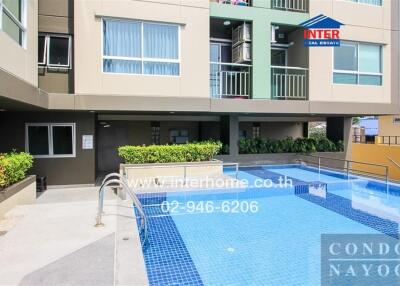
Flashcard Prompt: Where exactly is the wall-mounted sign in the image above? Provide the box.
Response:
[82,135,93,149]
[300,14,344,47]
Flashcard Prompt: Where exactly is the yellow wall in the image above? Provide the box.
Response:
[379,115,400,136]
[352,143,400,181]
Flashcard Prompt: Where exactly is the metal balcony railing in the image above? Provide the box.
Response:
[210,62,251,99]
[271,66,308,100]
[216,0,251,6]
[272,0,308,13]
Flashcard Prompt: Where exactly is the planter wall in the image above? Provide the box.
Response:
[120,160,223,182]
[0,176,36,220]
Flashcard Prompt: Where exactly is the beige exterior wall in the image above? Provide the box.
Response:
[74,0,209,98]
[309,0,397,104]
[0,0,38,87]
[379,115,400,136]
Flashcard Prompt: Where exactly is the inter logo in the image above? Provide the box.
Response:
[300,14,344,47]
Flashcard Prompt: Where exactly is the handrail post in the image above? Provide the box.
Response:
[184,166,187,185]
[346,160,350,179]
[235,163,239,179]
[386,166,389,192]
[318,156,321,174]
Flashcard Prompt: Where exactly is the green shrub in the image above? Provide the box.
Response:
[0,152,33,189]
[238,137,341,154]
[118,142,222,164]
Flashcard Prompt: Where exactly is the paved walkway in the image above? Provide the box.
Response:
[0,187,148,286]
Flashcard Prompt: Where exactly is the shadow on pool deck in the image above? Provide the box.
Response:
[19,233,115,286]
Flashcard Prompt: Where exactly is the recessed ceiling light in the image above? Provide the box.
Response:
[223,20,231,26]
[169,111,175,114]
[0,109,6,112]
[89,110,95,113]
[103,124,111,128]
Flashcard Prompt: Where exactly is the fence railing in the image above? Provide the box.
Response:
[298,154,389,186]
[216,0,251,6]
[352,135,376,144]
[377,136,400,146]
[271,66,308,100]
[353,135,400,146]
[272,0,308,12]
[210,62,251,99]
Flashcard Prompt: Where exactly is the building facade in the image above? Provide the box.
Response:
[0,0,399,185]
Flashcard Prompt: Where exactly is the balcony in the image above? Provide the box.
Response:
[212,0,252,6]
[271,0,308,13]
[210,63,251,98]
[271,66,308,100]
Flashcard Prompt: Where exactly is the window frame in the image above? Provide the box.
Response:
[101,17,181,77]
[345,0,382,7]
[25,123,76,158]
[393,116,400,125]
[0,0,27,47]
[38,34,72,69]
[333,41,383,86]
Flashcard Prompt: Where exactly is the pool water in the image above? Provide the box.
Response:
[136,164,400,286]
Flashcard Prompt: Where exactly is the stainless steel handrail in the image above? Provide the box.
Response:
[298,154,389,185]
[95,176,148,246]
[387,156,400,169]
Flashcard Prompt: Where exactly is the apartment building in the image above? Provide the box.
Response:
[0,0,398,185]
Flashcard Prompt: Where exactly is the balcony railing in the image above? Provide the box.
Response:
[271,66,308,100]
[272,0,308,13]
[215,0,251,6]
[210,62,251,99]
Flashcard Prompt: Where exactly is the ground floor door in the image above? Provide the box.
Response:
[96,121,129,174]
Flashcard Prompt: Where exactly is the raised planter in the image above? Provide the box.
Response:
[0,176,36,220]
[120,160,223,182]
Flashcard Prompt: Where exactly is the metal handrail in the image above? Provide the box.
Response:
[387,156,400,169]
[299,154,389,185]
[123,162,239,181]
[95,176,148,246]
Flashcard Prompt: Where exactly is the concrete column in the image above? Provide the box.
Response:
[326,117,353,159]
[302,122,309,138]
[220,115,239,156]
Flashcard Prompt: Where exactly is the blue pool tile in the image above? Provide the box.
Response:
[135,201,204,286]
[296,191,399,239]
[241,166,306,185]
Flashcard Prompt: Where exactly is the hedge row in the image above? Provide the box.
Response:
[118,142,222,164]
[0,152,33,189]
[239,137,344,154]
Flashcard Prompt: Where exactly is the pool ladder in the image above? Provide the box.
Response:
[95,173,148,246]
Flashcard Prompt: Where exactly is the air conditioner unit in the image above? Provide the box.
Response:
[232,42,251,63]
[232,23,251,47]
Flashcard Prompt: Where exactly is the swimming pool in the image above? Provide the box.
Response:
[135,164,400,285]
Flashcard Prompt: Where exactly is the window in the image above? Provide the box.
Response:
[103,19,180,76]
[170,129,188,144]
[38,34,72,68]
[26,123,76,158]
[333,41,382,86]
[151,122,160,145]
[252,123,260,139]
[0,0,26,46]
[347,0,382,6]
[393,116,400,125]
